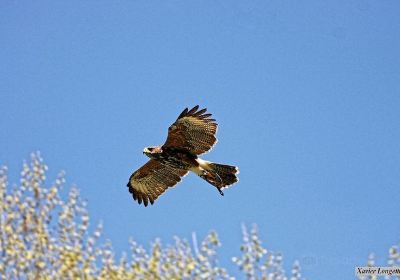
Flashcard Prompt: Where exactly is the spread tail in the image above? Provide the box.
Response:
[198,160,239,195]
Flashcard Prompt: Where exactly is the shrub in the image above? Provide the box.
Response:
[0,153,303,280]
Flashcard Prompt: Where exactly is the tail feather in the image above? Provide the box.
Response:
[199,161,239,195]
[207,163,239,186]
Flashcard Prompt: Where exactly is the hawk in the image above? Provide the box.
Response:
[127,105,239,206]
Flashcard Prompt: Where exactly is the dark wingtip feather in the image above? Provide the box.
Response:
[193,108,207,116]
[188,105,199,114]
[143,196,149,207]
[199,113,212,119]
[183,106,216,124]
[178,107,189,119]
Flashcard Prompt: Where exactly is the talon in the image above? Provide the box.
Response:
[218,188,224,196]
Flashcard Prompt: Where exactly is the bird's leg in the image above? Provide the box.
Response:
[200,169,224,196]
[213,172,224,196]
[214,172,223,185]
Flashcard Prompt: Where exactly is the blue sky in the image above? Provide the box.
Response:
[1,1,400,279]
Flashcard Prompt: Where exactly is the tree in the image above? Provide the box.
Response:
[357,249,400,280]
[0,153,304,279]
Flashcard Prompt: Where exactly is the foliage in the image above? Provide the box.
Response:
[232,225,301,280]
[0,153,304,279]
[358,247,400,280]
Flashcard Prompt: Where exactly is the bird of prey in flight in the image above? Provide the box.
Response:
[127,105,239,206]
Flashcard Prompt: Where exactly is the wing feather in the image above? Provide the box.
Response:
[163,105,218,155]
[127,159,188,206]
[187,105,199,114]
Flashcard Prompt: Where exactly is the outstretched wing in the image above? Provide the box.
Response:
[127,159,188,206]
[163,105,218,155]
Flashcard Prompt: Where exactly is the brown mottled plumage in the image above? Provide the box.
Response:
[163,106,218,155]
[128,160,188,206]
[127,105,239,207]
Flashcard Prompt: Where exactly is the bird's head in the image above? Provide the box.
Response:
[143,146,162,158]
